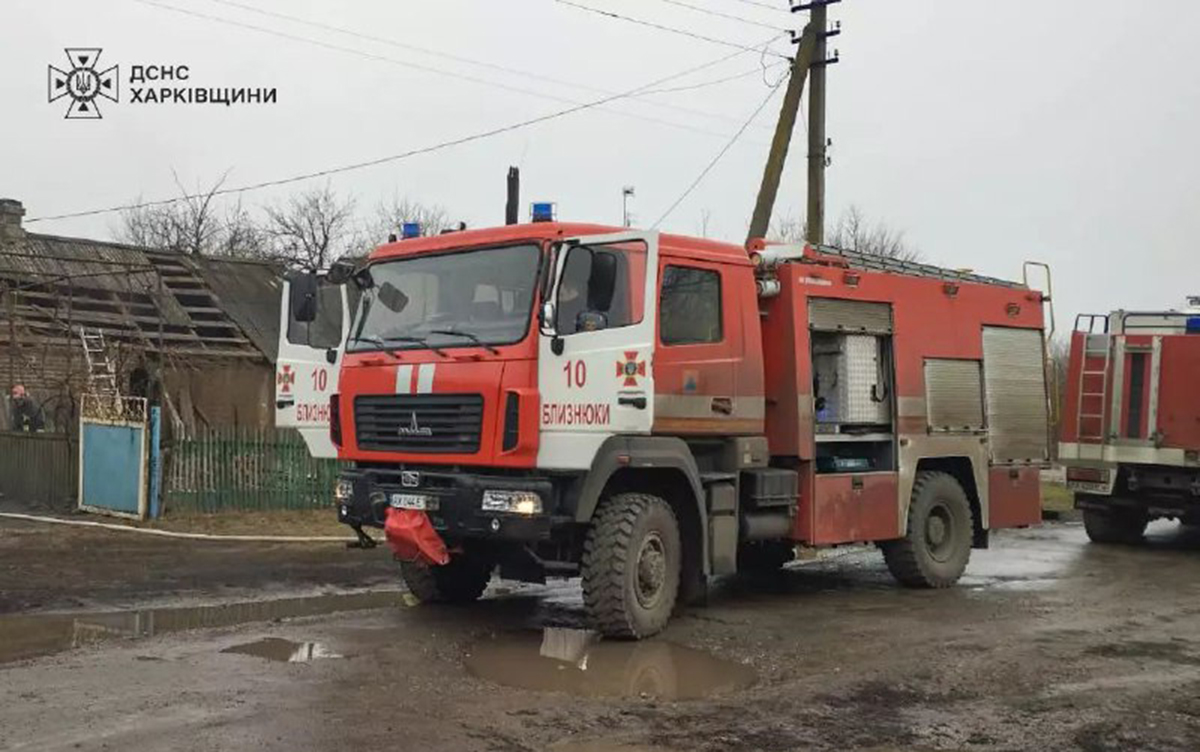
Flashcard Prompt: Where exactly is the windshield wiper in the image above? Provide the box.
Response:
[349,334,447,356]
[430,329,501,355]
[347,334,386,348]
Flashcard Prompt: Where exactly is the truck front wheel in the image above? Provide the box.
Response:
[1082,506,1147,544]
[399,550,493,604]
[883,471,974,588]
[582,493,681,639]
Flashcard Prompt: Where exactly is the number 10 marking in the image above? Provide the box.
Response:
[563,360,587,388]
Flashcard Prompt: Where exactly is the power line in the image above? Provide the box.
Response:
[649,0,789,31]
[652,79,784,228]
[132,0,756,142]
[714,0,793,13]
[640,60,785,94]
[26,44,759,224]
[554,0,790,58]
[203,0,777,131]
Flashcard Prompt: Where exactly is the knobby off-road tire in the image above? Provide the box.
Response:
[1082,506,1147,545]
[399,551,493,604]
[582,493,682,639]
[883,471,974,588]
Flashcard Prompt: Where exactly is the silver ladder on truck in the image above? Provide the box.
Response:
[78,326,120,397]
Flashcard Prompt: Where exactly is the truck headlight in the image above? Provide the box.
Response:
[334,479,355,503]
[481,489,543,515]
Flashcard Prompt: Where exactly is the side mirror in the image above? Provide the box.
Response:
[327,260,356,286]
[588,251,618,312]
[540,301,557,331]
[352,266,375,290]
[289,271,319,323]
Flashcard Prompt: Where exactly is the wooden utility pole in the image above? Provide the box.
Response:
[746,25,817,243]
[806,2,831,244]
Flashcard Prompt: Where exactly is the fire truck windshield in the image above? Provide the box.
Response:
[347,243,541,353]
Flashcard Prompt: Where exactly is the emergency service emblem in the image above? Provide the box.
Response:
[616,351,647,387]
[48,49,119,119]
[276,364,296,394]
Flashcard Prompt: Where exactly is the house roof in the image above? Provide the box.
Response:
[0,231,282,362]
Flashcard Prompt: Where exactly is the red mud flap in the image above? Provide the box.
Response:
[384,508,450,566]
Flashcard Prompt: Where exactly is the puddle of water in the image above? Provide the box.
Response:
[0,591,402,666]
[222,637,340,663]
[463,627,756,700]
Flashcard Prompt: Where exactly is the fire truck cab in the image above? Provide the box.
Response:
[278,222,1050,638]
[1060,299,1200,543]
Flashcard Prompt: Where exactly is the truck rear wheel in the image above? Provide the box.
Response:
[582,493,681,639]
[1082,507,1147,544]
[399,550,493,604]
[883,471,974,588]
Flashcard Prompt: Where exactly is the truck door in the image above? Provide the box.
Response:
[538,231,659,470]
[276,272,351,458]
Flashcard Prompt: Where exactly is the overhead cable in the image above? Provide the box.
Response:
[27,42,767,223]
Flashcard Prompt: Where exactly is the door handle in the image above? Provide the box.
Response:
[276,399,295,409]
[711,397,733,415]
[618,396,647,410]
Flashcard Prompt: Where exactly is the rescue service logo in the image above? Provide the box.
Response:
[276,364,296,394]
[45,52,278,119]
[47,48,119,119]
[616,351,647,388]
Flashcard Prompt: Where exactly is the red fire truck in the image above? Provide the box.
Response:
[277,222,1051,638]
[1060,300,1200,543]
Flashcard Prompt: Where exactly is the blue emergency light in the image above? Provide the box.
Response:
[1187,316,1200,334]
[531,202,556,223]
[401,222,421,239]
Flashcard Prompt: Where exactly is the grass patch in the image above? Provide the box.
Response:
[1041,482,1075,514]
[146,509,349,538]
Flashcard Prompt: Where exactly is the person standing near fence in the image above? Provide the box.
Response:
[9,384,45,432]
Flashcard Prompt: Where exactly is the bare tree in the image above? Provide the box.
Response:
[371,194,453,239]
[828,205,921,261]
[765,206,921,261]
[768,214,806,244]
[214,199,268,258]
[114,172,228,256]
[1047,335,1070,459]
[263,184,359,269]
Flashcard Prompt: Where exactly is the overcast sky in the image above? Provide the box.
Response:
[2,0,1198,328]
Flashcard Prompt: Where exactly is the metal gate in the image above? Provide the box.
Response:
[78,395,149,519]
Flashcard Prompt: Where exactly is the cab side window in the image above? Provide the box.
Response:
[556,243,646,335]
[287,277,345,349]
[660,265,722,345]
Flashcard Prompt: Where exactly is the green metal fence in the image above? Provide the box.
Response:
[163,427,341,513]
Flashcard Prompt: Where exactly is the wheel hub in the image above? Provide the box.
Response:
[926,515,948,547]
[925,503,955,562]
[635,533,667,608]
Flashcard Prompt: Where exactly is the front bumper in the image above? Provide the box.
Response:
[337,467,563,542]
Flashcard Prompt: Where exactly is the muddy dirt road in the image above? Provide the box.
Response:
[2,518,1200,752]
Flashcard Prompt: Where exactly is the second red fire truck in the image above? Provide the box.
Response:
[277,220,1051,638]
[1060,300,1200,542]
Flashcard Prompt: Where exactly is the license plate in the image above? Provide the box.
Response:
[389,493,433,510]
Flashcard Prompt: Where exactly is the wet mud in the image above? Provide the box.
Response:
[2,520,1200,751]
[0,591,400,665]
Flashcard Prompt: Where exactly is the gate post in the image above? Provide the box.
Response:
[148,406,162,519]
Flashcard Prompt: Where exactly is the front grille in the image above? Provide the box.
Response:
[354,394,484,454]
